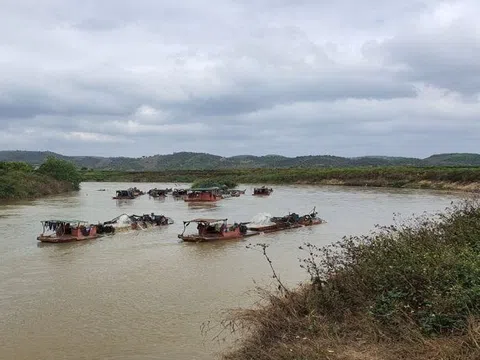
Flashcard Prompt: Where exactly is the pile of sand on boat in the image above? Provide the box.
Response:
[96,213,174,234]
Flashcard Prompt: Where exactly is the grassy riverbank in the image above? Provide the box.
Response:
[0,158,81,200]
[222,200,480,360]
[81,166,480,191]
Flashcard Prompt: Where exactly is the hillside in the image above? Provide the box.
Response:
[0,151,479,170]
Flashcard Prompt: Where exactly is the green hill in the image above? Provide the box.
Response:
[0,150,478,170]
[423,153,480,166]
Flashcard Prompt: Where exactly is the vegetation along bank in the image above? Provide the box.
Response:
[221,199,480,360]
[0,157,81,200]
[81,166,480,191]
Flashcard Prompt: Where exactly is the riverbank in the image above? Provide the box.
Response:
[221,199,480,360]
[81,166,480,191]
[0,158,80,200]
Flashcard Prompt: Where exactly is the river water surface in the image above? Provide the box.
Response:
[0,183,462,359]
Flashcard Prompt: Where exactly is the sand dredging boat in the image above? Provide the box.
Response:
[178,208,325,242]
[178,218,258,242]
[246,208,325,234]
[37,220,100,243]
[37,213,174,242]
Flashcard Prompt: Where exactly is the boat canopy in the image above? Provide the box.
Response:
[189,187,220,191]
[41,219,89,224]
[42,219,88,224]
[183,218,227,224]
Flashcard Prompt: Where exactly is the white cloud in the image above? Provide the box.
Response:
[63,131,129,143]
[134,105,159,117]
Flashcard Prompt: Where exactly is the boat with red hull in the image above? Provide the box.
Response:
[247,208,325,233]
[37,220,99,243]
[178,218,259,242]
[148,188,168,198]
[225,189,246,197]
[184,187,223,202]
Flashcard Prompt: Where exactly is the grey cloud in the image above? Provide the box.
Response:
[184,71,415,117]
[373,8,480,95]
[0,0,479,157]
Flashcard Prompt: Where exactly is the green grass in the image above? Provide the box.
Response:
[81,166,480,191]
[221,199,480,360]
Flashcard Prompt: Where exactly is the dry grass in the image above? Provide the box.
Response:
[222,286,480,360]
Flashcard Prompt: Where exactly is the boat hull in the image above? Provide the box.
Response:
[178,232,258,242]
[37,234,101,243]
[248,218,323,233]
[184,198,221,202]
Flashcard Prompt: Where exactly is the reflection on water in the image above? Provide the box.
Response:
[115,199,134,207]
[0,182,462,359]
[187,202,219,211]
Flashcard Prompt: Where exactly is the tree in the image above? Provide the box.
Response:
[37,156,81,190]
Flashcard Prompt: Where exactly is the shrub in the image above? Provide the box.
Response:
[0,161,34,172]
[191,178,238,189]
[298,199,480,335]
[37,156,81,190]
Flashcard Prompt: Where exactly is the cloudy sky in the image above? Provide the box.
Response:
[1,0,479,158]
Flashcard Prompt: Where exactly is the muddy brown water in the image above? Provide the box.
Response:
[0,182,462,359]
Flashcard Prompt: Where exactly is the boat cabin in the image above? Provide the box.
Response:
[96,213,174,234]
[113,190,135,199]
[37,220,99,243]
[253,186,273,196]
[173,188,188,196]
[184,187,223,202]
[178,218,253,242]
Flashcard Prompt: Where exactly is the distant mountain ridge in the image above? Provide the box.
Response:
[1,151,480,170]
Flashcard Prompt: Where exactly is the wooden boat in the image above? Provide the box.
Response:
[184,187,223,202]
[178,218,259,242]
[130,187,145,196]
[96,213,173,234]
[247,208,324,233]
[113,189,135,199]
[253,186,273,196]
[224,189,246,197]
[37,220,100,243]
[148,188,168,197]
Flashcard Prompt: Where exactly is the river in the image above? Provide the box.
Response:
[0,182,462,360]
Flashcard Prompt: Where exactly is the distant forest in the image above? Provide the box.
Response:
[1,150,480,170]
